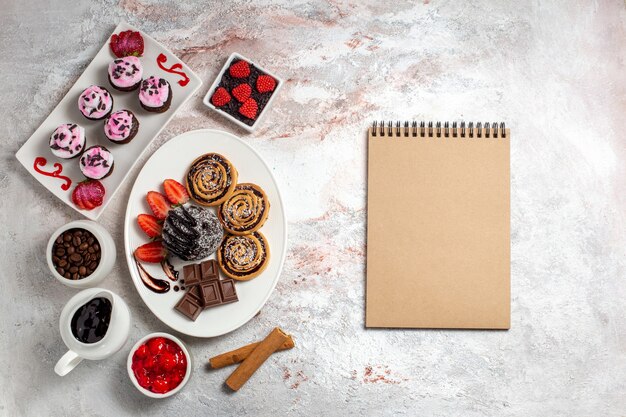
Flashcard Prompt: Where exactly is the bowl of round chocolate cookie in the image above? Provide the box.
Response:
[47,220,116,289]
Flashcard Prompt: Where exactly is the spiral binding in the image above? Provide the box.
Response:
[370,121,507,138]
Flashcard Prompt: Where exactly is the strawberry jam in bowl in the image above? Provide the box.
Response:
[127,332,191,398]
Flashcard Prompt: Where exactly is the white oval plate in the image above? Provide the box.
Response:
[124,129,286,337]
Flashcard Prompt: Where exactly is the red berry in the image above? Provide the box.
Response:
[229,60,250,78]
[110,30,144,58]
[238,98,258,120]
[148,337,167,355]
[163,179,189,205]
[134,241,166,263]
[136,374,151,389]
[158,353,176,372]
[256,75,276,93]
[71,180,105,211]
[135,344,149,359]
[152,377,169,394]
[146,191,170,220]
[143,355,156,370]
[137,214,162,238]
[131,359,142,371]
[232,83,252,103]
[211,87,231,107]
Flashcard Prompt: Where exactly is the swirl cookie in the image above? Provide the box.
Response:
[218,183,270,235]
[78,85,113,120]
[217,232,270,281]
[186,153,238,206]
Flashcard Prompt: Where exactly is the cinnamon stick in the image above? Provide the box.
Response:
[210,335,295,369]
[225,327,289,391]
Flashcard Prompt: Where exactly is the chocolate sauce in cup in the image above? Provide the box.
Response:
[55,288,130,376]
[71,297,112,344]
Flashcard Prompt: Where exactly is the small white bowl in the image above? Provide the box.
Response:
[47,220,116,289]
[127,332,192,398]
[202,52,283,132]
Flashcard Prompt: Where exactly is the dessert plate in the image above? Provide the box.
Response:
[15,22,202,220]
[124,129,286,337]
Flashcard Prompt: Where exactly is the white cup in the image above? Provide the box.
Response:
[55,288,131,376]
[47,220,116,289]
[127,332,192,398]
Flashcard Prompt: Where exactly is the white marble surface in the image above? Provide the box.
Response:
[1,0,625,416]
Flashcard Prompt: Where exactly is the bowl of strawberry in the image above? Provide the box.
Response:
[127,333,191,398]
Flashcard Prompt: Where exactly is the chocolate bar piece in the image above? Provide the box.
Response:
[176,259,239,321]
[183,260,219,286]
[219,279,239,303]
[182,264,202,286]
[174,293,203,321]
[200,281,222,307]
[201,260,219,281]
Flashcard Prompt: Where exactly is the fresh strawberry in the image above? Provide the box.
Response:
[229,60,250,78]
[134,241,167,263]
[163,179,189,205]
[110,30,144,58]
[211,87,231,107]
[71,180,105,210]
[232,83,252,102]
[256,75,276,93]
[137,214,162,238]
[238,98,258,120]
[146,191,170,220]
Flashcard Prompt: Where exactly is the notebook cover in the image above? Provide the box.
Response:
[366,127,510,329]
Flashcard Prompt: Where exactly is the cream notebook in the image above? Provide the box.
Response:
[366,121,510,329]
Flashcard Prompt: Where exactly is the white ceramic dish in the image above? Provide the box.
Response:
[15,22,202,220]
[124,129,287,337]
[127,332,192,398]
[202,52,283,132]
[55,288,131,376]
[47,220,116,289]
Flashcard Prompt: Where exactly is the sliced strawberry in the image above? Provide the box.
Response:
[238,98,258,120]
[134,241,167,263]
[232,83,252,103]
[137,214,162,238]
[211,87,231,107]
[146,191,170,220]
[72,180,105,211]
[256,75,276,93]
[110,30,144,58]
[229,60,250,78]
[163,179,189,205]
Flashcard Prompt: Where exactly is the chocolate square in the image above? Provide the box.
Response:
[218,279,239,304]
[200,260,219,282]
[174,293,202,321]
[187,285,203,305]
[183,264,202,286]
[200,281,221,307]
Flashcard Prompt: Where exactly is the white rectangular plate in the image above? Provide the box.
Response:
[15,22,202,220]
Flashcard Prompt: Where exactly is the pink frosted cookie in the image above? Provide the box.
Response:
[139,76,172,113]
[78,85,113,120]
[104,109,139,144]
[79,145,114,180]
[49,123,86,159]
[108,56,143,92]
